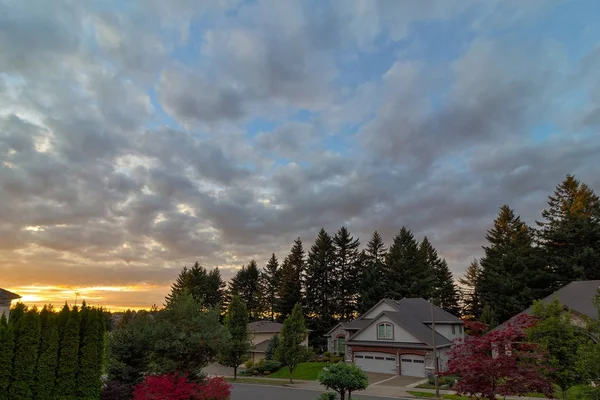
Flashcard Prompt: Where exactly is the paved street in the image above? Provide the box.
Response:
[230,383,411,400]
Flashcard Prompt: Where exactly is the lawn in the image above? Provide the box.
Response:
[266,362,328,381]
[225,377,305,386]
[407,391,469,400]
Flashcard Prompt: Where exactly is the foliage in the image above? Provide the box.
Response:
[275,303,309,382]
[219,295,252,379]
[420,237,460,315]
[333,226,361,322]
[462,319,488,337]
[318,362,368,400]
[265,334,279,361]
[458,259,483,319]
[262,253,281,321]
[76,304,106,399]
[9,307,41,400]
[228,259,264,320]
[55,305,81,399]
[165,262,226,312]
[268,362,328,380]
[277,238,305,321]
[317,392,338,400]
[358,231,387,314]
[445,314,555,400]
[133,374,200,400]
[196,377,232,400]
[0,315,14,399]
[33,306,59,400]
[100,380,133,400]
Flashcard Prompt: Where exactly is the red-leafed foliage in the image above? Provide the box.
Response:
[133,374,231,400]
[445,314,555,400]
[462,319,489,337]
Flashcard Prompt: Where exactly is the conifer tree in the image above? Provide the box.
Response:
[9,308,41,400]
[478,205,548,324]
[204,267,227,311]
[55,305,80,400]
[304,228,336,349]
[76,304,103,399]
[0,314,14,400]
[219,295,252,379]
[458,259,483,319]
[33,306,59,400]
[358,231,387,313]
[8,303,26,334]
[384,227,433,299]
[262,254,281,321]
[537,175,600,287]
[228,260,264,320]
[277,238,305,321]
[333,226,361,321]
[420,237,460,315]
[57,303,70,342]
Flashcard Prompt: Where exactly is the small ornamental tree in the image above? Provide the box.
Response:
[318,362,368,400]
[275,302,308,383]
[444,314,555,400]
[265,335,279,361]
[218,295,252,379]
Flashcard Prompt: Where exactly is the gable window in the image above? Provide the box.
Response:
[377,322,393,339]
[337,338,346,354]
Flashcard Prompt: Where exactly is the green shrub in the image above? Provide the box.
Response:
[323,357,330,362]
[324,352,332,358]
[317,393,337,400]
[244,360,254,369]
[258,360,281,373]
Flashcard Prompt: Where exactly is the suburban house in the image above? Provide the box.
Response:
[0,288,21,319]
[325,298,464,377]
[248,320,309,363]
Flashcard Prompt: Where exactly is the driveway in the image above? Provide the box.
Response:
[230,383,411,400]
[373,375,423,387]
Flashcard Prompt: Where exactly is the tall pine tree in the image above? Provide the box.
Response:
[304,228,337,349]
[420,237,460,315]
[55,305,81,400]
[458,259,483,319]
[33,306,59,400]
[0,314,14,400]
[228,260,264,320]
[537,175,600,287]
[205,267,227,311]
[262,254,281,321]
[358,231,387,313]
[385,227,433,299]
[477,205,548,324]
[9,308,41,400]
[277,238,305,321]
[76,304,104,399]
[333,226,361,321]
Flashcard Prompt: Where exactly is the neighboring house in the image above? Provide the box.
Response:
[325,298,464,377]
[248,320,309,363]
[0,288,21,319]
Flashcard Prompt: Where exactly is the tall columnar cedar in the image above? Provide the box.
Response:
[33,306,59,400]
[420,237,460,315]
[303,228,337,349]
[477,205,548,324]
[458,259,483,319]
[333,226,361,321]
[76,305,103,399]
[218,295,252,379]
[277,238,305,321]
[358,231,387,314]
[96,307,107,382]
[536,175,600,287]
[275,303,308,383]
[0,314,14,399]
[262,254,281,321]
[384,227,433,299]
[55,305,81,400]
[228,260,264,320]
[8,303,26,335]
[9,308,41,400]
[56,303,71,342]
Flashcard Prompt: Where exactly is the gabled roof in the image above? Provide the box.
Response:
[529,280,600,319]
[252,339,271,353]
[392,298,463,324]
[248,321,283,333]
[0,289,21,302]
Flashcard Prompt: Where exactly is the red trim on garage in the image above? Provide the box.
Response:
[350,345,426,356]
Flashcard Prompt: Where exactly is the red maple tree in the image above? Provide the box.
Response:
[445,314,555,400]
[133,374,231,400]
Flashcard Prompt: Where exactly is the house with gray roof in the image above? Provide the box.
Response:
[325,298,464,377]
[0,288,21,319]
[248,320,309,363]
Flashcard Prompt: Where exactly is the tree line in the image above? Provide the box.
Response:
[0,302,106,400]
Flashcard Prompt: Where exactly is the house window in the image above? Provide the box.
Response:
[337,338,346,354]
[365,356,374,359]
[377,323,393,339]
[459,325,463,334]
[401,358,412,363]
[452,325,456,334]
[385,357,396,361]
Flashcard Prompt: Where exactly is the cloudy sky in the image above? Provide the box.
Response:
[1,0,599,310]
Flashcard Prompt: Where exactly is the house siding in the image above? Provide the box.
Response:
[352,315,420,343]
[0,305,9,319]
[362,302,397,319]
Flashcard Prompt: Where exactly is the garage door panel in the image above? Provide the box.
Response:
[401,355,425,377]
[354,352,397,374]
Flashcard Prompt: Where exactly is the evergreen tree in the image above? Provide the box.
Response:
[55,305,81,400]
[228,260,264,320]
[303,228,337,350]
[420,237,460,315]
[358,231,387,314]
[458,259,483,319]
[57,303,71,342]
[165,262,207,306]
[384,227,433,299]
[204,267,227,310]
[275,303,308,383]
[262,254,281,321]
[477,205,548,324]
[537,175,600,287]
[219,295,252,379]
[277,238,305,321]
[9,308,41,400]
[33,306,59,400]
[0,314,14,400]
[265,335,279,361]
[333,226,361,321]
[76,305,104,399]
[8,303,26,333]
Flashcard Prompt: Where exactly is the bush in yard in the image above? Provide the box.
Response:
[317,393,337,400]
[260,360,281,373]
[197,377,231,400]
[264,335,279,361]
[244,360,253,369]
[318,362,368,400]
[133,374,200,400]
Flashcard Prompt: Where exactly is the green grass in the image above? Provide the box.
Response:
[407,391,469,400]
[225,377,305,386]
[266,362,328,381]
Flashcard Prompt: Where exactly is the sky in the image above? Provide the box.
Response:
[1,0,600,311]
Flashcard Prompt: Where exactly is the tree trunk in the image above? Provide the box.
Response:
[340,390,345,400]
[562,388,567,400]
[289,368,293,383]
[348,389,352,398]
[234,366,237,380]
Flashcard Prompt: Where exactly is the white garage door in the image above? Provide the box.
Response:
[400,355,426,377]
[354,352,397,374]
